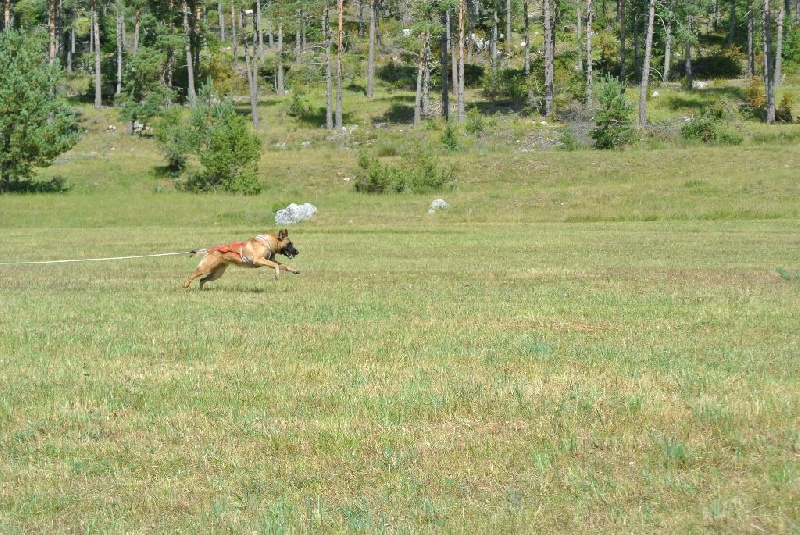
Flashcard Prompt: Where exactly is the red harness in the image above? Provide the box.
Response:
[210,242,245,258]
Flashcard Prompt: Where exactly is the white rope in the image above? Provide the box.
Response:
[0,251,188,266]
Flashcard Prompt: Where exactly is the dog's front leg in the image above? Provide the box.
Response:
[255,257,288,279]
[255,258,301,279]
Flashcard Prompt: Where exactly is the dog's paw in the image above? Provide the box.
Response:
[292,269,301,274]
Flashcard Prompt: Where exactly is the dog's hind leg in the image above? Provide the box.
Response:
[184,252,223,289]
[199,264,228,289]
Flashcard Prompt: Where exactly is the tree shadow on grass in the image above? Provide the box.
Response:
[0,176,70,193]
[374,103,415,124]
[293,108,355,127]
[664,87,746,111]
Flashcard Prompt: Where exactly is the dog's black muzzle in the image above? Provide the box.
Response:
[282,245,299,259]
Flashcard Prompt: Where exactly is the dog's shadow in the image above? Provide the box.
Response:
[189,285,286,294]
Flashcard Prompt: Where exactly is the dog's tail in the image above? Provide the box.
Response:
[188,248,209,258]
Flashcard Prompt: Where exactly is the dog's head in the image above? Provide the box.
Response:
[276,229,299,259]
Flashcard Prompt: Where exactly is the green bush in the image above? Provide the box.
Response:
[117,46,176,132]
[353,152,397,193]
[680,101,743,145]
[0,29,80,191]
[441,122,459,150]
[353,149,456,194]
[154,107,190,172]
[590,74,635,149]
[481,68,528,101]
[464,107,486,135]
[286,92,313,118]
[400,150,456,193]
[157,84,263,194]
[559,128,584,151]
[776,93,794,123]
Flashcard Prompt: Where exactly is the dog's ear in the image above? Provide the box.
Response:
[279,229,289,240]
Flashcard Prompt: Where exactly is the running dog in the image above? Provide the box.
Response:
[184,229,300,289]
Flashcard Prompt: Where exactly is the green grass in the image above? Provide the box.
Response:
[1,104,799,532]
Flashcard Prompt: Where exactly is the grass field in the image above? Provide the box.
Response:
[1,102,799,532]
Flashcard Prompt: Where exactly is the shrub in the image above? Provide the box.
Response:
[481,68,528,101]
[187,108,262,194]
[464,107,485,135]
[287,92,313,118]
[590,74,635,149]
[680,101,743,145]
[117,46,176,132]
[559,127,585,151]
[157,84,263,194]
[353,152,397,193]
[154,107,191,172]
[441,122,459,150]
[0,30,80,191]
[776,93,794,123]
[400,150,456,193]
[353,148,456,194]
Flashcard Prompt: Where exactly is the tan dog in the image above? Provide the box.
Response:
[184,229,300,289]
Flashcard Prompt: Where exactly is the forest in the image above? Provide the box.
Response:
[1,0,799,193]
[2,0,798,121]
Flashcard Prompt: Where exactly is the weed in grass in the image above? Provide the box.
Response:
[776,267,800,280]
[663,438,690,467]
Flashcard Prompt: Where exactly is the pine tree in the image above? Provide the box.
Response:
[0,30,80,192]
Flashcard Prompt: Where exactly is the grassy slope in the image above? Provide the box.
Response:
[1,99,799,532]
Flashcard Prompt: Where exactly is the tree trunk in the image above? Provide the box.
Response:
[543,0,554,116]
[491,10,498,71]
[441,10,449,120]
[67,25,74,73]
[576,5,583,72]
[684,39,692,89]
[357,0,364,37]
[295,10,302,57]
[746,0,755,76]
[255,0,263,61]
[276,23,284,95]
[267,19,273,48]
[166,0,174,87]
[194,2,201,75]
[764,0,775,123]
[231,5,237,69]
[366,0,375,98]
[619,0,626,82]
[422,30,430,117]
[505,0,511,56]
[523,0,530,75]
[450,9,458,94]
[585,0,593,107]
[93,0,102,108]
[728,0,736,45]
[218,1,224,41]
[245,35,259,128]
[336,0,343,129]
[133,6,140,53]
[324,7,333,129]
[183,0,196,104]
[775,2,784,87]
[663,17,672,81]
[49,0,57,63]
[3,0,11,30]
[413,31,426,125]
[457,0,465,123]
[638,0,655,128]
[116,1,123,96]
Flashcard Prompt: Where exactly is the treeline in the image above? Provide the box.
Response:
[1,0,798,127]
